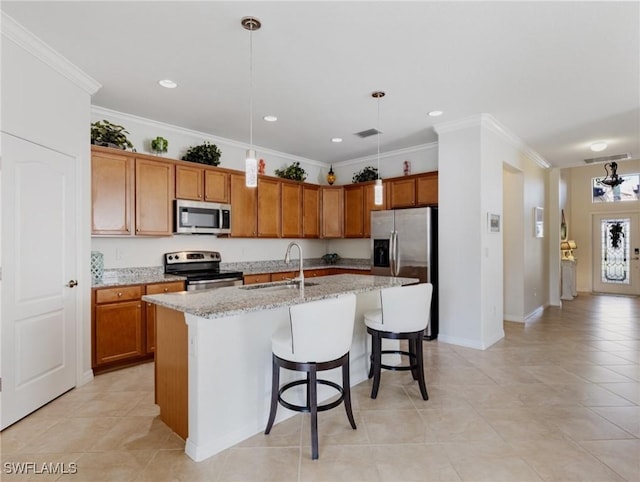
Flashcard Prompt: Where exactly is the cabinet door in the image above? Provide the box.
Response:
[230,173,257,237]
[302,185,320,238]
[94,301,143,366]
[281,182,302,238]
[91,150,133,235]
[344,185,364,238]
[321,187,344,238]
[416,172,438,206]
[257,177,281,237]
[364,183,387,237]
[135,158,175,236]
[389,178,416,208]
[145,281,185,354]
[175,165,204,200]
[204,169,230,203]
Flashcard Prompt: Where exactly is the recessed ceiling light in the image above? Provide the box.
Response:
[158,79,177,89]
[331,138,343,143]
[590,141,608,152]
[428,110,443,117]
[263,115,278,122]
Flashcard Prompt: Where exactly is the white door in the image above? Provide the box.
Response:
[1,134,78,429]
[592,213,640,296]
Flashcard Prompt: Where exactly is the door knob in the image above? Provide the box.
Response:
[66,280,78,288]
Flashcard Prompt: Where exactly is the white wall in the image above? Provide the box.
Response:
[564,159,640,292]
[503,166,524,321]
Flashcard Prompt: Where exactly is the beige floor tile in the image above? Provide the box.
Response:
[362,409,432,444]
[589,406,640,437]
[134,448,227,482]
[418,408,502,443]
[18,417,120,454]
[0,452,82,481]
[579,439,640,482]
[57,450,156,481]
[239,412,302,448]
[451,455,543,481]
[477,407,565,442]
[538,406,636,441]
[599,382,640,404]
[545,381,637,407]
[351,379,415,411]
[216,446,300,481]
[299,444,381,481]
[0,417,64,454]
[300,409,369,446]
[561,363,636,383]
[90,416,184,451]
[606,364,640,382]
[371,444,461,482]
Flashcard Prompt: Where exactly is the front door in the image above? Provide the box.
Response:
[1,134,78,429]
[592,213,640,295]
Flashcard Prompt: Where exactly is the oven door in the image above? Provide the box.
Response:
[186,277,243,291]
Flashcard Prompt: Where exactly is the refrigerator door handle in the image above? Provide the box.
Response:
[393,230,399,276]
[389,230,395,276]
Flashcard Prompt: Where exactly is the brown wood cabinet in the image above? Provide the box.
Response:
[281,181,302,238]
[230,173,257,237]
[93,281,185,373]
[302,185,320,238]
[175,163,230,203]
[387,172,438,209]
[344,185,364,238]
[175,164,204,201]
[257,177,282,237]
[243,273,270,285]
[91,149,134,235]
[93,285,145,369]
[145,281,185,353]
[135,158,175,236]
[321,187,344,238]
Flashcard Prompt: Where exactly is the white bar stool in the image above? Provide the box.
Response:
[265,294,357,460]
[364,283,433,400]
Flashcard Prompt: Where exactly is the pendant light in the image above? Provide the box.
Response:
[242,16,261,188]
[372,91,385,205]
[597,161,625,188]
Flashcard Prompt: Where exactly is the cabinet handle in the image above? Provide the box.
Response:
[137,305,141,308]
[118,292,123,297]
[164,288,168,292]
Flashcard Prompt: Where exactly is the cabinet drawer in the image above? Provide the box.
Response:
[146,281,185,295]
[95,285,143,304]
[270,271,296,282]
[304,268,333,278]
[244,273,270,285]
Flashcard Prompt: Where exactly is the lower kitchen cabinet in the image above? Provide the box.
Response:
[145,281,186,353]
[92,281,185,373]
[243,273,271,285]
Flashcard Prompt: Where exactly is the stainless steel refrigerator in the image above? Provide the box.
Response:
[371,207,439,339]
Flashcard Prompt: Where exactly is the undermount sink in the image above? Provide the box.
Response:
[240,280,319,292]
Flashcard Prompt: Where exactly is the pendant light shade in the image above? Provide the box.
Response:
[242,16,261,188]
[372,91,385,206]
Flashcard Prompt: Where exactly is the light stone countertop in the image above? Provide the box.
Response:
[143,274,417,319]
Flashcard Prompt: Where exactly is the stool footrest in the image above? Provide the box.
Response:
[278,379,344,413]
[377,350,417,371]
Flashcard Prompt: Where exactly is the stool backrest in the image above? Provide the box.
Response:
[288,294,357,362]
[380,283,433,332]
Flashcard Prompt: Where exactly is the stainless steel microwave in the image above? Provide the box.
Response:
[174,200,231,235]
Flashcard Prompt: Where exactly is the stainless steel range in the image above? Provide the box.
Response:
[164,251,243,291]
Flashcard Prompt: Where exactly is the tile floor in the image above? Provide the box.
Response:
[1,293,639,481]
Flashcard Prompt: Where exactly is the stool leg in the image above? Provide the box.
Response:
[409,337,418,381]
[265,354,280,434]
[341,354,357,429]
[415,337,429,401]
[371,331,382,399]
[309,364,319,459]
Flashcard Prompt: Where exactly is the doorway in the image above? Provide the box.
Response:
[592,213,640,295]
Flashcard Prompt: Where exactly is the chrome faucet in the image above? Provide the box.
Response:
[284,241,304,285]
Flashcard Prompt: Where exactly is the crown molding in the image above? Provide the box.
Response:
[334,142,438,168]
[1,12,101,95]
[91,105,327,167]
[434,113,551,169]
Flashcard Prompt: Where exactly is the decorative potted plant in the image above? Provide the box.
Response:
[181,141,222,166]
[151,136,168,155]
[91,120,134,150]
[274,162,307,182]
[352,166,379,183]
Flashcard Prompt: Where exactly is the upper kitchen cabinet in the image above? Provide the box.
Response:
[257,177,282,237]
[302,184,320,238]
[175,162,230,203]
[320,186,344,238]
[230,173,257,237]
[92,148,134,235]
[281,180,302,238]
[135,158,175,236]
[344,184,364,238]
[388,172,438,208]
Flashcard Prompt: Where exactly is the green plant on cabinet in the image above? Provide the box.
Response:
[352,166,379,183]
[182,141,222,166]
[151,136,168,154]
[91,120,134,150]
[274,162,307,181]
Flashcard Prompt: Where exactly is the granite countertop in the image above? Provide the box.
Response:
[91,258,371,288]
[143,274,417,319]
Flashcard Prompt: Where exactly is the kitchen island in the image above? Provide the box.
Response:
[143,274,418,462]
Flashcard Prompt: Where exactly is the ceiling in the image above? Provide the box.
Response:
[3,1,639,168]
